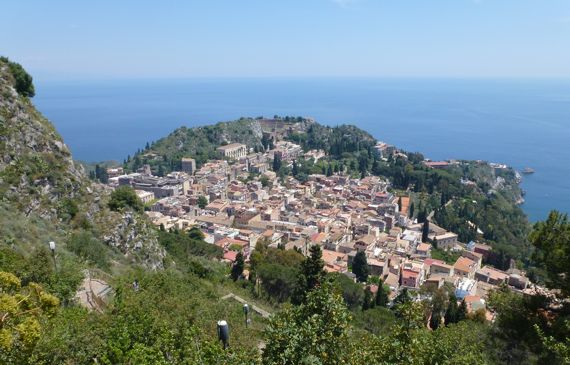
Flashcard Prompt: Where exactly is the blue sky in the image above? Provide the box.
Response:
[1,0,569,79]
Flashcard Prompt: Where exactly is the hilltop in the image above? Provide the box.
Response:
[125,114,529,268]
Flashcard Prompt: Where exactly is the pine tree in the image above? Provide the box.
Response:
[352,251,369,283]
[409,201,415,218]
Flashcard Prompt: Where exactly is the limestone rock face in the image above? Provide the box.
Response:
[100,212,165,270]
[0,58,165,269]
[0,60,85,218]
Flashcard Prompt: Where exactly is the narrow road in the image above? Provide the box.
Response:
[221,293,271,318]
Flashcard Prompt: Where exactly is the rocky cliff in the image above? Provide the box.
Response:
[0,60,84,219]
[0,57,164,269]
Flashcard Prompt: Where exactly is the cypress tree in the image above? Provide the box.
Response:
[445,294,459,325]
[363,287,374,310]
[430,312,442,330]
[231,251,245,281]
[352,251,369,283]
[292,245,325,305]
[422,220,430,243]
[375,279,390,307]
[458,299,468,321]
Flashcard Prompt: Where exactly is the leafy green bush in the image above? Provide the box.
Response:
[0,56,35,97]
[66,231,110,270]
[108,186,143,212]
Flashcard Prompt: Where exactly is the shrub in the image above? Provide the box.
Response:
[0,56,35,97]
[66,231,110,270]
[108,186,143,212]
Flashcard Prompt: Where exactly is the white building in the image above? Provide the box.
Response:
[217,143,247,159]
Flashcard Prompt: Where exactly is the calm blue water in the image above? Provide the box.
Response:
[33,78,570,222]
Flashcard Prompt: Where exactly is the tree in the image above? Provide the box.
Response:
[263,281,352,365]
[292,160,298,176]
[430,311,442,330]
[257,263,298,303]
[409,201,415,218]
[94,164,109,183]
[197,196,208,209]
[457,299,468,322]
[0,272,59,363]
[272,154,282,172]
[332,273,365,310]
[417,209,427,224]
[108,186,143,212]
[530,210,570,296]
[422,219,430,243]
[362,287,375,310]
[231,252,245,281]
[259,175,270,188]
[187,226,205,240]
[375,279,390,307]
[1,57,35,97]
[444,293,460,325]
[291,245,325,305]
[352,251,369,283]
[394,287,411,308]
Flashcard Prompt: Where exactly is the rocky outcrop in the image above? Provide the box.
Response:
[0,59,85,219]
[0,57,166,270]
[98,211,165,270]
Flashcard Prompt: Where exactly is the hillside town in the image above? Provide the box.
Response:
[105,122,535,322]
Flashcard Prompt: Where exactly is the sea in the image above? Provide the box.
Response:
[33,78,570,223]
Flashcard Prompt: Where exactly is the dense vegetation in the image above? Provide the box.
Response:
[2,213,569,364]
[108,186,144,213]
[124,116,307,175]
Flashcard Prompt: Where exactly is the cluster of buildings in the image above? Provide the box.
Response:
[106,133,532,321]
